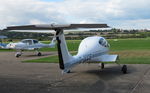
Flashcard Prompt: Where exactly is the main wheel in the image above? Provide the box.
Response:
[15,54,21,58]
[66,70,71,73]
[101,63,104,69]
[37,52,42,56]
[122,65,127,74]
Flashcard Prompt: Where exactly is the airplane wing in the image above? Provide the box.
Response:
[24,45,42,49]
[3,24,109,31]
[22,45,54,49]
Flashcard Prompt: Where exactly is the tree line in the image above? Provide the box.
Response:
[0,28,150,41]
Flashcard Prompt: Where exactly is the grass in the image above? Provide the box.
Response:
[120,57,150,64]
[1,38,150,52]
[24,55,59,63]
[0,49,14,52]
[24,50,150,64]
[112,50,150,64]
[24,52,77,63]
[108,38,150,51]
[39,40,81,51]
[41,38,150,51]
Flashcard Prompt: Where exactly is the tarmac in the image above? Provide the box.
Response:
[0,52,150,93]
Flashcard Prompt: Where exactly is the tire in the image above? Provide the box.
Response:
[67,70,71,73]
[37,52,42,56]
[15,54,20,58]
[101,63,104,69]
[122,65,127,74]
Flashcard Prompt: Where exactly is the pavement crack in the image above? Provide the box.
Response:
[48,72,81,88]
[128,65,150,93]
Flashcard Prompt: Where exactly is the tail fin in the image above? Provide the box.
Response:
[49,35,56,48]
[55,29,73,71]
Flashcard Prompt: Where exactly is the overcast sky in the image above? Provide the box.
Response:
[0,0,150,29]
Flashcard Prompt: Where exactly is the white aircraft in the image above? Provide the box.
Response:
[3,24,127,73]
[0,38,56,57]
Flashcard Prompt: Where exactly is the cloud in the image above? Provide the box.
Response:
[0,0,67,28]
[112,19,150,29]
[0,0,150,29]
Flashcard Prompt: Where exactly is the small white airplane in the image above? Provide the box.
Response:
[0,38,56,57]
[3,24,127,73]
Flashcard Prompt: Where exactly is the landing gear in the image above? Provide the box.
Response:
[122,65,127,74]
[101,63,104,69]
[62,69,71,74]
[37,52,42,56]
[15,52,22,58]
[116,60,127,74]
[35,49,42,56]
[66,70,71,73]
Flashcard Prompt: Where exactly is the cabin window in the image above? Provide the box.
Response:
[99,38,109,47]
[22,40,32,45]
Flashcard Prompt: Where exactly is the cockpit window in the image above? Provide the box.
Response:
[99,38,104,45]
[33,40,38,44]
[99,38,109,47]
[21,40,32,45]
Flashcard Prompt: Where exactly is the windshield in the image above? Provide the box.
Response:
[33,40,38,44]
[99,38,109,47]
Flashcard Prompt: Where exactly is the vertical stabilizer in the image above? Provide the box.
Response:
[49,35,56,48]
[56,29,73,70]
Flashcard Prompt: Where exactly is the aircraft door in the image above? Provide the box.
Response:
[25,40,33,45]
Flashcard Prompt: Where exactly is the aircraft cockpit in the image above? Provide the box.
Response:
[33,40,39,44]
[99,38,110,47]
[21,39,39,45]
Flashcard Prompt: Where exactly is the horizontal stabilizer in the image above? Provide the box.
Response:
[96,54,118,62]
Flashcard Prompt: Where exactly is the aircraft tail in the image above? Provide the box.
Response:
[49,35,56,48]
[55,29,74,73]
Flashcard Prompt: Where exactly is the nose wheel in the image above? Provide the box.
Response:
[37,52,42,56]
[101,63,104,69]
[66,70,71,73]
[15,52,22,58]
